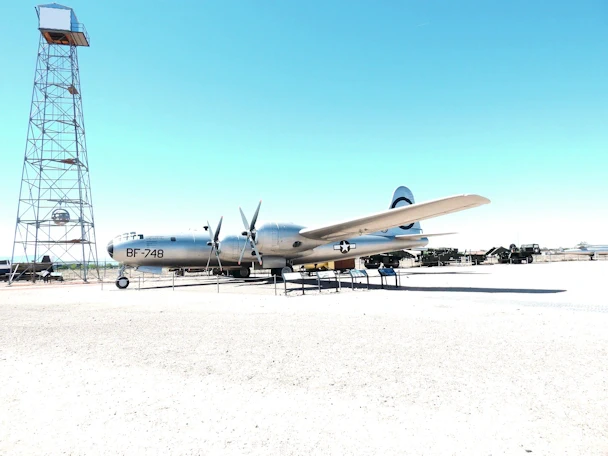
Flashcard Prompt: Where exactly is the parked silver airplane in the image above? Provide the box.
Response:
[107,186,490,288]
[563,243,608,260]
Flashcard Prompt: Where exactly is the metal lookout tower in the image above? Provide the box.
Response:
[10,4,99,283]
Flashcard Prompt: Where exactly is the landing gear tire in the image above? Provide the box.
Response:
[271,266,292,277]
[231,267,251,279]
[527,256,533,264]
[116,276,129,289]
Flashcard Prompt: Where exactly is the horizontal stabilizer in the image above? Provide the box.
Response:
[299,194,489,242]
[395,232,456,240]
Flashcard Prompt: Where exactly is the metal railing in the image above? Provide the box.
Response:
[5,254,606,291]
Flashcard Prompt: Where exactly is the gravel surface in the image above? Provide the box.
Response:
[1,261,607,455]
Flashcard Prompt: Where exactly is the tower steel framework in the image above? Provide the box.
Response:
[10,4,99,283]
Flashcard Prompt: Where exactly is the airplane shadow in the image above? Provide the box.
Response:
[279,279,566,294]
[138,282,214,290]
[396,285,566,294]
[137,277,271,290]
[135,277,565,294]
[402,271,490,276]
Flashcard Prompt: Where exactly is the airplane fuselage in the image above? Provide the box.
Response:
[563,245,608,256]
[108,221,428,270]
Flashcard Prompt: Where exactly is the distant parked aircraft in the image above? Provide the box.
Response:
[563,243,608,260]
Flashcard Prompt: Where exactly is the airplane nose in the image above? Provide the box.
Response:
[107,240,114,258]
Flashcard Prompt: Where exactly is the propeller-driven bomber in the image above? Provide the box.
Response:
[107,186,490,289]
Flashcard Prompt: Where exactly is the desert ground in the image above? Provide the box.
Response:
[1,261,607,455]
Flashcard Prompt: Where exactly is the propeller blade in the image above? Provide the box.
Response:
[206,218,224,271]
[238,201,263,266]
[205,220,214,271]
[251,242,263,265]
[237,237,249,265]
[207,220,214,241]
[206,248,213,271]
[239,207,249,232]
[214,216,223,242]
[250,200,262,231]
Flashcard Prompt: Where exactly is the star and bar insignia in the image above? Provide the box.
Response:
[333,240,356,254]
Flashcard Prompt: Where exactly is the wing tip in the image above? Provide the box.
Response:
[463,194,491,205]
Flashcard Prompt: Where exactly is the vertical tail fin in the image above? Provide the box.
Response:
[376,186,422,237]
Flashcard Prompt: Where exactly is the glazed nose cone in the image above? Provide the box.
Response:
[106,240,114,258]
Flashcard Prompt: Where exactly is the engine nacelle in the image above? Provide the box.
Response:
[255,222,322,255]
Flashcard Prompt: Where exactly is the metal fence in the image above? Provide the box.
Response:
[4,254,606,292]
[95,267,408,296]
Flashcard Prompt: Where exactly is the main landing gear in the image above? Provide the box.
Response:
[230,267,251,279]
[115,265,130,289]
[271,265,293,277]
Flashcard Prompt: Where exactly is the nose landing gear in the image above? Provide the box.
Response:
[116,276,130,289]
[115,265,130,289]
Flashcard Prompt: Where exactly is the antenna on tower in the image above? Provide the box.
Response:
[10,4,99,283]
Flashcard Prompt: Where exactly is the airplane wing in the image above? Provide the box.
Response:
[299,194,489,242]
[395,232,456,240]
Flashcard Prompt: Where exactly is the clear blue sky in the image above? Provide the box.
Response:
[1,1,607,259]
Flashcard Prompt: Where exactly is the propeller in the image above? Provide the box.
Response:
[206,216,223,271]
[238,200,263,266]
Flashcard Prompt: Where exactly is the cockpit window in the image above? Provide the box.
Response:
[171,237,176,242]
[114,233,144,241]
